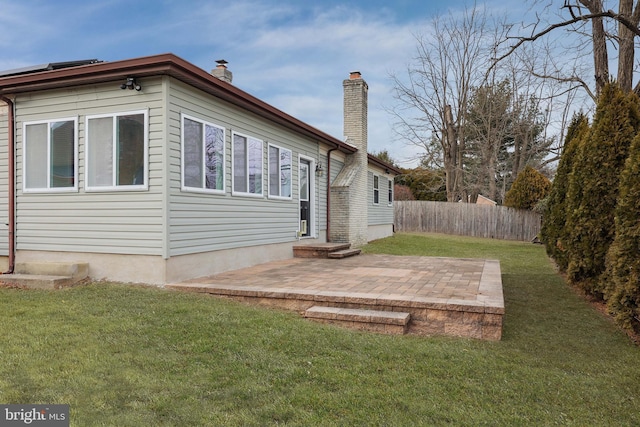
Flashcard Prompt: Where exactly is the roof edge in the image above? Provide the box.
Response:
[367,154,402,175]
[0,53,356,154]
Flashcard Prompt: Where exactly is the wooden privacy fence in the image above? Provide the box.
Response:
[394,201,542,241]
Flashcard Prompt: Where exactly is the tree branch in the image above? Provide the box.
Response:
[528,70,596,102]
[494,10,640,65]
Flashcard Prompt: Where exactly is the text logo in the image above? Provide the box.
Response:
[0,405,69,427]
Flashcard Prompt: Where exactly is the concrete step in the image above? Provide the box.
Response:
[0,274,77,290]
[327,248,361,259]
[304,306,410,334]
[293,243,351,258]
[0,262,89,290]
[15,261,89,280]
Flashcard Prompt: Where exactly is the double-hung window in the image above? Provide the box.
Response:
[86,110,148,191]
[388,179,394,205]
[182,114,225,193]
[232,132,263,196]
[268,144,292,199]
[373,175,380,205]
[23,118,78,192]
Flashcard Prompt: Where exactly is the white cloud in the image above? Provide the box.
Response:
[0,0,444,165]
[211,2,422,164]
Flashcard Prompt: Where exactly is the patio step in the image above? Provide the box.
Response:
[327,248,361,259]
[293,243,360,259]
[0,262,89,290]
[304,306,410,335]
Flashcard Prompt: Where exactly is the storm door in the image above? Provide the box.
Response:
[299,159,312,237]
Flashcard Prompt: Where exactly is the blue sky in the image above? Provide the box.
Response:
[0,0,524,166]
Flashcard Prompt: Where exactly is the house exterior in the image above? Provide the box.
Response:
[476,195,497,206]
[0,53,400,284]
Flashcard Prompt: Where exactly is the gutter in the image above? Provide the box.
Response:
[0,95,14,274]
[325,146,338,243]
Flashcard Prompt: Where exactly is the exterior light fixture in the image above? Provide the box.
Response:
[315,162,324,177]
[120,77,142,91]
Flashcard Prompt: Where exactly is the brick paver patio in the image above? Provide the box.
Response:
[167,254,504,340]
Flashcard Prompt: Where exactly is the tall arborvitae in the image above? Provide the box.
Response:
[605,132,640,330]
[565,84,640,297]
[540,113,589,272]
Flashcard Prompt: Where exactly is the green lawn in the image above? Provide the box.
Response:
[1,232,639,426]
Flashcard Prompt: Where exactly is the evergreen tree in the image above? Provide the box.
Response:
[503,165,551,210]
[605,132,640,331]
[540,113,589,272]
[565,84,640,297]
[371,150,397,167]
[464,81,513,203]
[464,82,552,204]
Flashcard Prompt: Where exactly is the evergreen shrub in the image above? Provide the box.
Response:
[540,113,589,272]
[504,165,551,210]
[605,132,640,330]
[565,84,640,297]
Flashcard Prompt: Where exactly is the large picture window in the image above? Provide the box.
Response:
[23,118,77,192]
[182,115,225,193]
[268,144,292,199]
[232,132,263,196]
[86,111,148,191]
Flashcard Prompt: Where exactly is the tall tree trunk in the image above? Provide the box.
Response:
[618,0,640,92]
[591,14,609,97]
[456,134,465,202]
[580,0,609,97]
[488,147,497,201]
[444,104,459,202]
[512,131,522,179]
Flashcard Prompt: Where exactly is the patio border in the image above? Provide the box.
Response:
[167,257,504,340]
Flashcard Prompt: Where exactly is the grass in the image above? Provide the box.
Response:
[1,232,639,426]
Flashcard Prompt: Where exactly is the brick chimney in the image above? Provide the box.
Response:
[211,59,233,83]
[329,71,369,247]
[343,70,368,154]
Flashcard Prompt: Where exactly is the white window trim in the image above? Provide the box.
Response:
[267,143,293,201]
[23,117,79,194]
[85,110,149,192]
[388,177,394,206]
[231,131,264,198]
[181,113,226,195]
[373,174,380,205]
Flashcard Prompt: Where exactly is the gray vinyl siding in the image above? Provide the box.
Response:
[14,78,166,255]
[9,74,338,258]
[167,79,324,256]
[0,103,8,255]
[318,153,345,232]
[368,170,394,226]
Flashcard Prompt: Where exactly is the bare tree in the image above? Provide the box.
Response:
[390,5,492,202]
[509,37,588,165]
[496,1,640,98]
[390,5,564,203]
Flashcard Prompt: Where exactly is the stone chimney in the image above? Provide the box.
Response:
[329,71,369,247]
[211,59,233,83]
